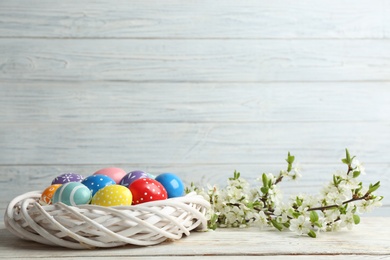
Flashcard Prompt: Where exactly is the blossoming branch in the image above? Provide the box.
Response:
[186,149,383,238]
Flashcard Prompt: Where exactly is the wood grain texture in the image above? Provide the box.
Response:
[0,0,390,39]
[1,218,389,258]
[2,39,390,82]
[0,256,386,260]
[1,122,389,164]
[1,81,389,123]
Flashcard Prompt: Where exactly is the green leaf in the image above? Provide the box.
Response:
[308,230,317,238]
[353,171,361,178]
[310,211,319,223]
[260,186,269,194]
[353,215,360,225]
[270,219,283,231]
[262,173,268,188]
[286,152,295,164]
[313,221,322,228]
[282,222,290,228]
[345,148,351,163]
[354,182,363,195]
[229,170,241,180]
[339,205,347,215]
[333,175,338,186]
[208,214,219,230]
[292,212,300,218]
[296,197,303,207]
[341,148,354,165]
[368,181,381,193]
[286,152,295,172]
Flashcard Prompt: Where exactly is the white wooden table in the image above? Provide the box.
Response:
[1,218,389,259]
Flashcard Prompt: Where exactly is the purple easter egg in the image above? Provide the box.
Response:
[51,173,84,185]
[119,170,148,187]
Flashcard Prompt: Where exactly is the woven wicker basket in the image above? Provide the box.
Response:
[4,191,210,249]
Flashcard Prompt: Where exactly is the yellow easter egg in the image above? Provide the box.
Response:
[91,185,132,206]
[40,184,62,205]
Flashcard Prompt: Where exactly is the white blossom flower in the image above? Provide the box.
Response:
[322,185,347,205]
[327,221,341,232]
[256,211,268,229]
[357,198,382,213]
[289,215,311,235]
[334,170,360,190]
[351,158,365,175]
[298,194,319,211]
[274,204,290,222]
[324,207,341,222]
[341,175,360,190]
[315,217,327,233]
[268,186,282,204]
[280,170,289,177]
[340,212,355,230]
[291,165,302,180]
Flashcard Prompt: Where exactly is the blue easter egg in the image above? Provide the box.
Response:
[81,174,116,197]
[119,170,149,187]
[52,182,92,206]
[155,173,184,198]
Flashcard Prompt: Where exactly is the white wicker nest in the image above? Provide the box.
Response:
[4,191,210,249]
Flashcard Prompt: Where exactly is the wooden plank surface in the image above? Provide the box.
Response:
[1,122,389,164]
[1,218,389,258]
[0,0,389,39]
[2,39,390,82]
[1,81,389,123]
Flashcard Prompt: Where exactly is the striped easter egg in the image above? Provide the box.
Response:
[52,182,92,206]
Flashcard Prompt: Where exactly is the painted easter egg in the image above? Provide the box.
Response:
[155,173,185,198]
[93,167,127,184]
[119,170,149,187]
[81,174,116,197]
[51,173,84,185]
[129,178,167,205]
[52,182,92,206]
[39,184,62,205]
[91,185,132,206]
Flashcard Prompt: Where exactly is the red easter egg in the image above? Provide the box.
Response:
[129,178,167,205]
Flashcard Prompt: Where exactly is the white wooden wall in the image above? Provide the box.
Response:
[1,0,389,220]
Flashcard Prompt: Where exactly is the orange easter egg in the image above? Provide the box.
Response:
[40,184,62,205]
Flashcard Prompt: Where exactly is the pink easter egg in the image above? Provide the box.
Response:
[93,167,127,184]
